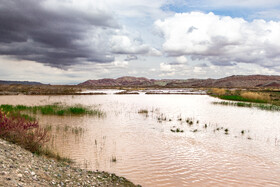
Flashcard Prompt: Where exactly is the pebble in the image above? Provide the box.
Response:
[17,174,23,178]
[0,138,139,187]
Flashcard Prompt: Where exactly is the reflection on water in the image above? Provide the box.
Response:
[0,95,280,186]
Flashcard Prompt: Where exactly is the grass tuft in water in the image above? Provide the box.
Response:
[171,128,184,133]
[111,156,117,162]
[138,109,148,114]
[193,129,198,133]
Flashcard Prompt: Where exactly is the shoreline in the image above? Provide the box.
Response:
[0,138,140,187]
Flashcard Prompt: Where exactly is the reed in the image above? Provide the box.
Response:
[211,88,226,96]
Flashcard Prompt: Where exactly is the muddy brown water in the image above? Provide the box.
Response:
[0,94,280,186]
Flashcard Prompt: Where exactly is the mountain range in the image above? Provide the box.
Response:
[79,75,280,88]
[0,80,43,85]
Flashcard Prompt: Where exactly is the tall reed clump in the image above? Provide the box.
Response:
[240,91,270,103]
[210,88,226,96]
[0,109,50,153]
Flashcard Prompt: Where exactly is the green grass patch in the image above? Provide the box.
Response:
[0,104,104,117]
[0,105,35,121]
[218,95,267,103]
[69,107,86,114]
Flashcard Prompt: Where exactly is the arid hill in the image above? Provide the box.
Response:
[79,75,280,88]
[80,76,154,87]
[0,80,43,85]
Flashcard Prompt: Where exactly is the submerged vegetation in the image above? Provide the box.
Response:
[142,108,254,142]
[213,101,280,111]
[138,109,148,114]
[170,128,184,133]
[111,156,117,162]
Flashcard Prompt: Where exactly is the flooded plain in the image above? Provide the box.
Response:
[0,94,280,186]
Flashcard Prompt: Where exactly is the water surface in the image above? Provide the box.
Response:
[0,94,280,186]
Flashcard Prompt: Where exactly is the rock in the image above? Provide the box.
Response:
[17,174,23,178]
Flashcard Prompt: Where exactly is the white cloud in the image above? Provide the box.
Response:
[112,60,129,68]
[160,63,175,72]
[111,35,150,54]
[176,56,188,64]
[148,48,162,56]
[110,29,162,56]
[155,12,280,68]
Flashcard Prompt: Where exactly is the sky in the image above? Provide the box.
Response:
[1,0,280,84]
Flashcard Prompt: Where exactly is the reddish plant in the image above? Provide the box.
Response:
[0,109,50,153]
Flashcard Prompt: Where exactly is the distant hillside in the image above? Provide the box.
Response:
[80,76,154,87]
[79,75,280,88]
[0,80,43,85]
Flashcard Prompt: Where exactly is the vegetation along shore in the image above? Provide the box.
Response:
[210,88,280,111]
[0,104,139,186]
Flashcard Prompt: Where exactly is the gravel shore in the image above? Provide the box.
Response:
[0,139,139,187]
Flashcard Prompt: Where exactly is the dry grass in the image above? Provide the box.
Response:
[240,91,270,102]
[211,88,226,96]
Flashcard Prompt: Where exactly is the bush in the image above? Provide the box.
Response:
[0,109,49,153]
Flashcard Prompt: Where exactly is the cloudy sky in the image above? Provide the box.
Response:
[1,0,280,84]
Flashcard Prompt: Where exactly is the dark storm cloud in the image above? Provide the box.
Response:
[0,0,118,67]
